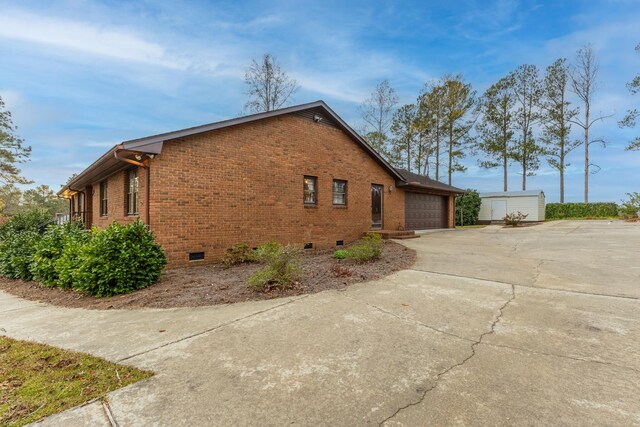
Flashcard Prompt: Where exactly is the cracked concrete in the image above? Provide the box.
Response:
[2,220,639,426]
[379,284,517,425]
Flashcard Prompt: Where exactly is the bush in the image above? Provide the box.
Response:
[347,233,383,262]
[455,189,482,226]
[253,241,280,261]
[54,225,93,288]
[248,243,301,289]
[221,243,256,268]
[72,220,167,297]
[545,202,618,220]
[31,222,86,287]
[504,211,529,227]
[333,249,349,260]
[0,209,52,280]
[620,192,640,218]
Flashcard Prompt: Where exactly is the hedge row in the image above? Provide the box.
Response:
[545,202,619,219]
[0,210,167,297]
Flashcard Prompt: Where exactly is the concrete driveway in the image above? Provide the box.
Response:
[2,220,639,426]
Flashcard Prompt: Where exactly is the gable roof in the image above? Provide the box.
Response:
[394,168,465,194]
[60,100,407,194]
[122,100,406,183]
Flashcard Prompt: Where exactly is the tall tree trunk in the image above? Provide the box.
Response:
[448,125,453,185]
[435,124,440,181]
[584,101,590,203]
[503,152,508,192]
[522,129,527,191]
[503,124,508,192]
[560,169,565,203]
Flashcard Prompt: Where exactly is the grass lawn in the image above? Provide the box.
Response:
[0,336,153,426]
[457,225,487,229]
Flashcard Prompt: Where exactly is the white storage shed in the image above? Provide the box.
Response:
[478,190,545,223]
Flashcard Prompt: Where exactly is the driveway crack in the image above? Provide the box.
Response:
[117,296,308,363]
[341,294,474,343]
[379,284,516,426]
[481,342,640,374]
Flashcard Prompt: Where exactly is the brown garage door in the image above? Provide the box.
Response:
[405,192,448,230]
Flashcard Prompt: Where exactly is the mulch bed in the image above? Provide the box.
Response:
[0,241,415,310]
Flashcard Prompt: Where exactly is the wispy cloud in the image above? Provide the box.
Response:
[0,9,188,69]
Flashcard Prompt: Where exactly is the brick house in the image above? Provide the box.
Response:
[59,101,463,268]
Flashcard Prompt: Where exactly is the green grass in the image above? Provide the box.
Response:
[0,336,153,426]
[457,225,487,229]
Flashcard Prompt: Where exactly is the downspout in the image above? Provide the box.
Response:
[113,145,151,225]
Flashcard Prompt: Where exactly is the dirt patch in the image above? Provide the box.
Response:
[0,241,415,310]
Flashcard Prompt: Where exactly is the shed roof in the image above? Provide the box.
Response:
[480,190,545,198]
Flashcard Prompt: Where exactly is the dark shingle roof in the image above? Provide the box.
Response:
[394,168,465,194]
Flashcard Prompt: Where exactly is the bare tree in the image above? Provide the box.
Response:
[569,44,611,203]
[244,54,300,113]
[541,58,579,203]
[619,42,640,151]
[360,80,399,157]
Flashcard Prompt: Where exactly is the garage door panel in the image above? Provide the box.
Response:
[405,193,447,230]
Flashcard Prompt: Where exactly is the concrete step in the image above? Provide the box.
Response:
[392,234,421,240]
[369,230,417,239]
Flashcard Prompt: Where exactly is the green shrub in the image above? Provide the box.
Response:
[620,192,640,218]
[455,189,482,226]
[53,225,93,288]
[72,220,167,297]
[347,233,383,262]
[31,222,86,287]
[333,249,349,259]
[253,241,280,261]
[248,243,301,289]
[0,209,52,280]
[545,202,618,219]
[504,211,529,227]
[221,243,256,268]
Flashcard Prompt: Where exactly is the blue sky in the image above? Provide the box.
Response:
[1,0,638,202]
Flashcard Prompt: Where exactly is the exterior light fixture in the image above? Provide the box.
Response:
[388,185,394,193]
[313,115,322,123]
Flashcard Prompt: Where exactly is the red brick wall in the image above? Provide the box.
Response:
[148,114,404,267]
[91,167,148,228]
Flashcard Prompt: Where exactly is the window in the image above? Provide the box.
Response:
[333,180,347,205]
[127,170,139,215]
[303,176,317,205]
[99,180,108,216]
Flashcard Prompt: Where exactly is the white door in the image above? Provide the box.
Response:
[491,200,507,221]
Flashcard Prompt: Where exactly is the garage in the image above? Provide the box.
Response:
[404,192,448,230]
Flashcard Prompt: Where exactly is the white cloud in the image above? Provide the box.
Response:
[0,9,188,69]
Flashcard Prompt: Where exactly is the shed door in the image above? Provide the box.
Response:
[491,200,507,221]
[404,192,447,230]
